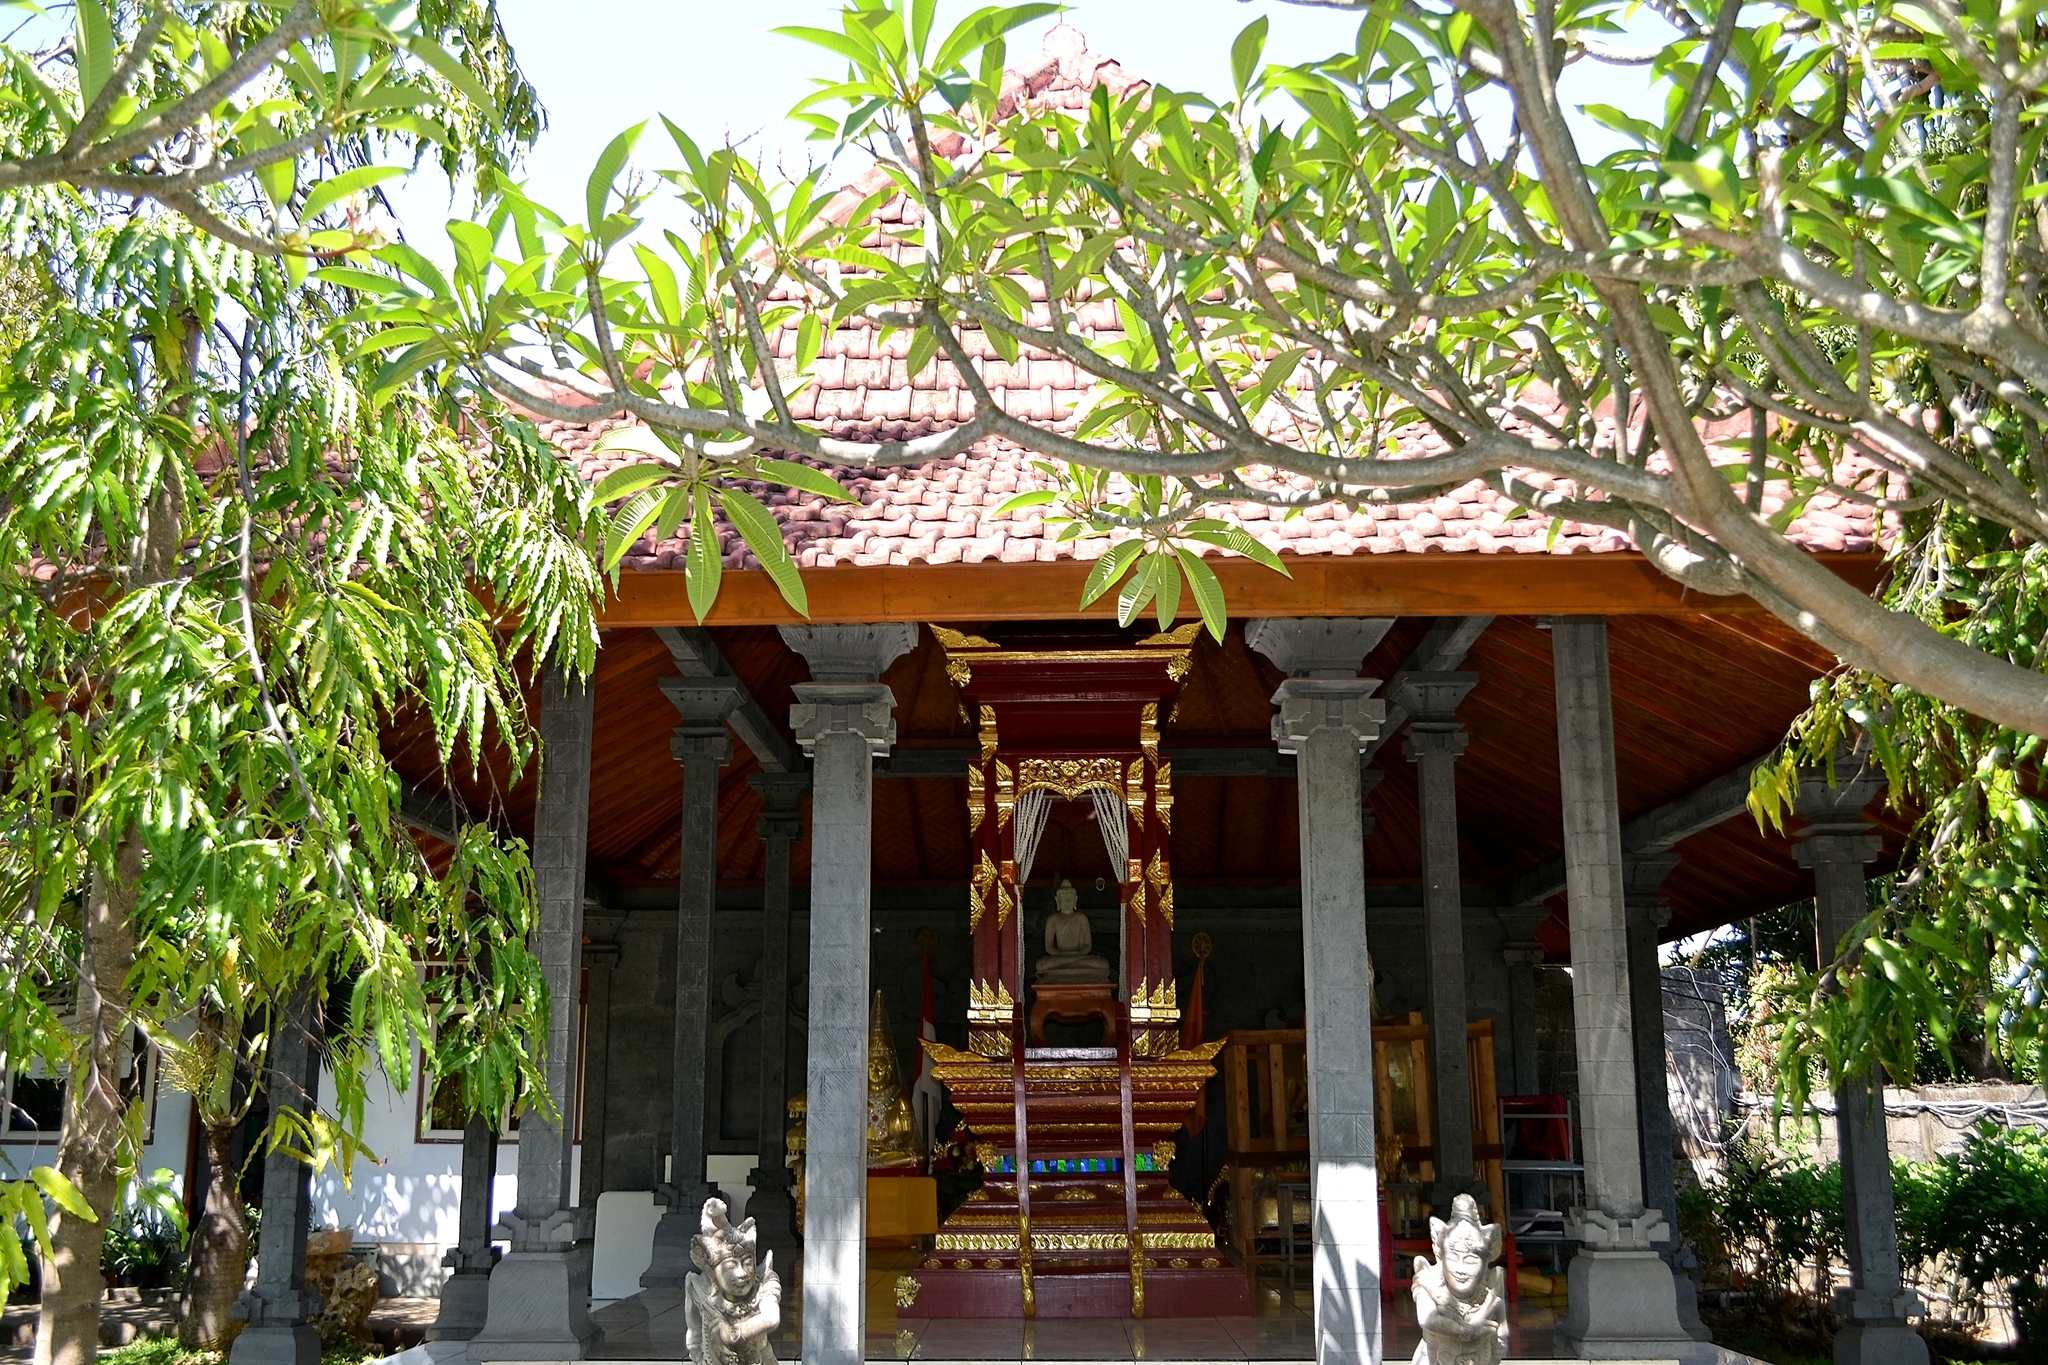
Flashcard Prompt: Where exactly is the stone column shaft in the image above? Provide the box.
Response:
[782,623,915,1365]
[644,691,737,1289]
[1395,671,1478,1209]
[468,666,602,1361]
[579,942,618,1200]
[229,991,324,1365]
[746,772,809,1269]
[1249,615,1395,1365]
[1547,617,1691,1358]
[1797,755,1927,1365]
[427,1115,500,1341]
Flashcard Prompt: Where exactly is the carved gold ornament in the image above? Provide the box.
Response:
[1124,759,1146,828]
[967,765,986,835]
[1155,760,1174,831]
[1055,1186,1097,1201]
[1202,1258,1221,1269]
[969,852,993,931]
[1139,704,1160,761]
[1147,850,1175,930]
[995,760,1015,828]
[1139,622,1203,647]
[979,705,999,762]
[931,624,998,651]
[1128,881,1145,923]
[1130,1232,1146,1316]
[946,656,972,689]
[1170,1258,1189,1270]
[1152,1139,1177,1165]
[1017,756,1126,800]
[935,1231,1219,1252]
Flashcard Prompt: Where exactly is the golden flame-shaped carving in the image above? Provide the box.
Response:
[1124,759,1146,829]
[979,704,999,762]
[995,760,1015,828]
[970,851,997,931]
[1017,756,1126,800]
[967,764,986,835]
[1155,760,1174,832]
[1139,704,1160,761]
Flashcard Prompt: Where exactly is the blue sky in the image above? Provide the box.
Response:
[384,0,1669,252]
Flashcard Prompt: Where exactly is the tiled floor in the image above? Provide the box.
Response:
[584,1258,1574,1361]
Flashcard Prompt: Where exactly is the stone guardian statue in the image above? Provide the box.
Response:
[1409,1193,1509,1365]
[683,1198,782,1365]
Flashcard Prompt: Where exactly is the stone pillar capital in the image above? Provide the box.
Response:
[1389,669,1479,722]
[1503,942,1546,968]
[1794,831,1885,869]
[790,682,897,756]
[748,770,812,816]
[582,941,620,972]
[1402,726,1469,763]
[1623,852,1680,925]
[659,677,744,726]
[1269,678,1385,755]
[779,622,918,683]
[670,726,732,767]
[1794,749,1886,827]
[1245,616,1394,677]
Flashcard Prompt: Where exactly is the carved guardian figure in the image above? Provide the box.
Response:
[683,1199,782,1365]
[1410,1193,1509,1365]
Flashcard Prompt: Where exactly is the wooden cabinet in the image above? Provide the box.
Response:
[1219,1015,1505,1261]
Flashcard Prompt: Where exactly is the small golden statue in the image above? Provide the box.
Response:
[784,1094,806,1234]
[866,991,920,1169]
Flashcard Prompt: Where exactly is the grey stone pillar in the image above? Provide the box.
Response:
[1624,855,1712,1344]
[579,939,619,1199]
[468,666,603,1361]
[426,1116,500,1342]
[1497,908,1549,1098]
[1546,617,1693,1359]
[782,624,916,1365]
[746,771,809,1271]
[1795,759,1927,1365]
[645,682,741,1288]
[1393,671,1479,1211]
[1248,617,1390,1365]
[229,992,325,1365]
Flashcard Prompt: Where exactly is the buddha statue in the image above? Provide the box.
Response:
[1034,878,1111,984]
[865,992,920,1169]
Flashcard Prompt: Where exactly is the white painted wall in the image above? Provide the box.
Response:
[0,1087,195,1203]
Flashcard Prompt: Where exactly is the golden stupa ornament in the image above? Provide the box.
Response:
[867,991,921,1169]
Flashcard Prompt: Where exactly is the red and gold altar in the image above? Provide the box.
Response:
[909,624,1251,1318]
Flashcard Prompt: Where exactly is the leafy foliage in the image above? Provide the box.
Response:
[1678,1140,1843,1296]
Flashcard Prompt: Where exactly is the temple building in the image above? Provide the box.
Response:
[206,27,1930,1365]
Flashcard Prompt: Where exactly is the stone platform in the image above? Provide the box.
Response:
[907,1171,1251,1318]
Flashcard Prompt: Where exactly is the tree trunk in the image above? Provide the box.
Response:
[178,1117,249,1350]
[32,831,139,1365]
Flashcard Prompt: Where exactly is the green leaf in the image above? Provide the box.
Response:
[403,35,497,113]
[906,325,939,381]
[1079,538,1145,609]
[586,122,648,232]
[754,459,854,502]
[300,165,409,225]
[993,489,1058,515]
[592,461,675,503]
[719,488,808,617]
[1231,17,1269,97]
[73,0,114,107]
[1658,145,1741,215]
[591,425,680,463]
[30,1168,93,1221]
[1176,547,1227,642]
[1117,552,1162,626]
[1184,522,1290,576]
[685,487,723,623]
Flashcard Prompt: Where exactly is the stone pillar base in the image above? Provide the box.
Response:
[1559,1249,1701,1360]
[746,1167,801,1269]
[464,1243,602,1361]
[425,1267,493,1342]
[226,1324,321,1365]
[640,1183,723,1288]
[1835,1320,1930,1365]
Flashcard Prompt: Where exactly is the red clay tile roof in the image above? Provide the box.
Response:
[534,25,1886,576]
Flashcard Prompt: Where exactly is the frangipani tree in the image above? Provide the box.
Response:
[340,0,2048,1088]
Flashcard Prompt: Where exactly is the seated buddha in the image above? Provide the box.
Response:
[1034,879,1112,984]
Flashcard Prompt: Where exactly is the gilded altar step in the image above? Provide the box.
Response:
[906,1172,1253,1318]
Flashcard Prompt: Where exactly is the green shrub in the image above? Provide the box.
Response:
[1681,1140,1843,1296]
[1910,1122,2048,1347]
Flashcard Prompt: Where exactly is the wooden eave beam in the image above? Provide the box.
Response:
[598,553,1886,627]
